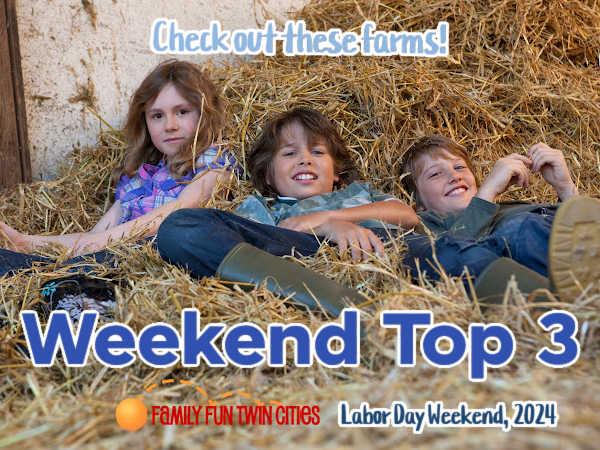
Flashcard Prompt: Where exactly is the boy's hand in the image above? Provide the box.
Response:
[477,153,532,202]
[319,219,384,262]
[278,211,333,233]
[279,213,383,261]
[527,143,578,200]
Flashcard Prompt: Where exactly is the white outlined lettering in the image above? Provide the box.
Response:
[149,19,449,57]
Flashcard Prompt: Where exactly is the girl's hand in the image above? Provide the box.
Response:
[477,153,532,202]
[317,219,384,262]
[527,143,578,200]
[278,211,334,233]
[0,221,31,252]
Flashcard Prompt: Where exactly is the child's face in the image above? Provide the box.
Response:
[267,120,339,199]
[145,83,200,160]
[414,149,478,214]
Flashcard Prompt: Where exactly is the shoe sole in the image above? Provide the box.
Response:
[548,197,600,300]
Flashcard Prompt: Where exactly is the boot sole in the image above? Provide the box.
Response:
[548,197,600,300]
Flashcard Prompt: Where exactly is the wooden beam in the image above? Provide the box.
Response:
[0,0,31,186]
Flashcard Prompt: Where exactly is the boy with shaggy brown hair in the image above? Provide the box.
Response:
[399,134,600,300]
[157,107,419,316]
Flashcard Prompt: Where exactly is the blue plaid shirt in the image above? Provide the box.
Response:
[115,146,237,224]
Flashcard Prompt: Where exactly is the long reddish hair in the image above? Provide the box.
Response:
[112,59,224,184]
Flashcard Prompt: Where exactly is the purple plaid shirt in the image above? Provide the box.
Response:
[115,146,237,224]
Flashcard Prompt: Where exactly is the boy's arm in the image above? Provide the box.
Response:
[329,200,419,227]
[446,197,499,239]
[477,145,578,202]
[457,154,530,239]
[278,200,419,233]
[278,200,417,262]
[476,153,532,202]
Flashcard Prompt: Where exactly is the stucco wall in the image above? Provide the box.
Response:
[16,0,306,180]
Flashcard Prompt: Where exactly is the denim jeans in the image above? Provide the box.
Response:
[486,210,553,276]
[404,210,554,279]
[0,248,116,277]
[156,208,554,282]
[156,208,410,279]
[156,208,323,278]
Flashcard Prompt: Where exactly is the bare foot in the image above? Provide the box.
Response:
[0,221,31,253]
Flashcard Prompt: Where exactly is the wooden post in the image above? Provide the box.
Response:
[0,0,31,186]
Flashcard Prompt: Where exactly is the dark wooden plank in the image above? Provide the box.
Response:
[0,0,21,186]
[5,0,31,182]
[0,0,31,187]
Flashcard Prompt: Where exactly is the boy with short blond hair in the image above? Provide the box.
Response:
[400,134,600,300]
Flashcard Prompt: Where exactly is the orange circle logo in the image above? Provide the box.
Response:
[115,397,148,432]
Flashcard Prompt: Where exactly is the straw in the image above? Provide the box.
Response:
[1,0,599,447]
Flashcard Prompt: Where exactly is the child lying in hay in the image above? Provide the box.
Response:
[399,135,600,301]
[157,106,420,316]
[0,60,236,276]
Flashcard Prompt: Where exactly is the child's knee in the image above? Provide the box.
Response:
[495,213,551,241]
[160,208,221,233]
[520,213,552,236]
[157,209,190,243]
[157,208,213,260]
[434,236,501,278]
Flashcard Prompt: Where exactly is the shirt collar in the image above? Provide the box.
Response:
[275,195,298,206]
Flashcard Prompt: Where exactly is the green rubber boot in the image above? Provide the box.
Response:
[216,243,365,317]
[475,257,551,306]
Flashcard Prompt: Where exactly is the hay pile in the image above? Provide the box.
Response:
[2,0,600,448]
